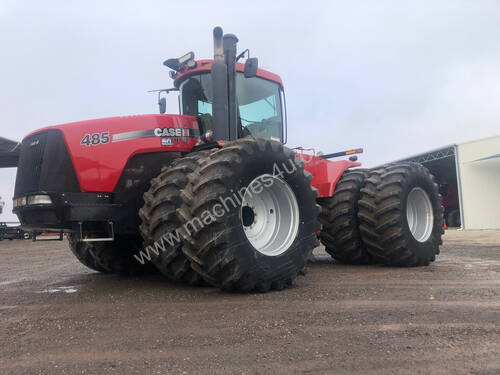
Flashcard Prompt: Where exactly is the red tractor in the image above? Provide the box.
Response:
[6,27,443,292]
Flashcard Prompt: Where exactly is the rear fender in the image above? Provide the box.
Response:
[296,154,361,198]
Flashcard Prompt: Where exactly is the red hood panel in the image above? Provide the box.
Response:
[28,114,199,192]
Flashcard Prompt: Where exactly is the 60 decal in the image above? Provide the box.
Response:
[80,132,110,147]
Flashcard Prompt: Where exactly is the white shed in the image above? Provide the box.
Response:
[394,135,500,230]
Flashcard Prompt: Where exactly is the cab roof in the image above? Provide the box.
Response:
[173,59,283,88]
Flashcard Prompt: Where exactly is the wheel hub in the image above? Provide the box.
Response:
[241,174,299,256]
[406,187,434,242]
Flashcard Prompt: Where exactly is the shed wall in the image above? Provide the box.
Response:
[457,136,500,229]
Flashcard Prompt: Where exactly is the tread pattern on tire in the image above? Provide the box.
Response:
[68,234,152,275]
[318,169,378,264]
[139,151,211,285]
[178,138,320,293]
[358,163,444,266]
[68,234,109,273]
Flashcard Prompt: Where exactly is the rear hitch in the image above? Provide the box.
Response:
[78,221,115,242]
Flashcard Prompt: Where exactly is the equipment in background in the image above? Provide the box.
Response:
[0,222,31,240]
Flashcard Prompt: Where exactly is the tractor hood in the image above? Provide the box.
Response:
[19,114,200,192]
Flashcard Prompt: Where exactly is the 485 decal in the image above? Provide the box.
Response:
[80,132,110,147]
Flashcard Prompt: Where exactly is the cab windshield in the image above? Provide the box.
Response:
[179,73,284,141]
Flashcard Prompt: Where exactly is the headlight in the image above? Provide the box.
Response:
[27,195,52,205]
[13,196,27,208]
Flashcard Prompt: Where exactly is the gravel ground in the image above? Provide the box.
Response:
[0,230,499,374]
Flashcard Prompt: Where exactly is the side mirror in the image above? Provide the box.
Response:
[244,57,258,78]
[158,97,166,114]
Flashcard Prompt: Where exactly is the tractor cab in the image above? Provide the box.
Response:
[176,64,285,142]
[158,28,287,144]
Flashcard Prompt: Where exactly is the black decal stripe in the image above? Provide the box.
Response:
[112,130,156,143]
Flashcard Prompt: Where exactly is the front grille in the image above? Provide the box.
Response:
[14,130,80,196]
[14,132,48,195]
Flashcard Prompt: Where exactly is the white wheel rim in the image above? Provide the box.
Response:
[241,174,299,256]
[406,187,434,242]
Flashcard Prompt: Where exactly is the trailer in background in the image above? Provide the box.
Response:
[0,222,31,240]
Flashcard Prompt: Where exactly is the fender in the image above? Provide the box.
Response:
[297,154,362,198]
[24,114,199,192]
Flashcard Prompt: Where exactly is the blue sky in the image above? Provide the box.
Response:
[1,0,499,220]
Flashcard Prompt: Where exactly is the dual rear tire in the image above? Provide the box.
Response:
[357,163,443,266]
[319,162,443,267]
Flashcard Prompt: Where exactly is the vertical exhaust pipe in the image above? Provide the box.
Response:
[213,26,224,64]
[211,27,229,140]
[223,33,239,141]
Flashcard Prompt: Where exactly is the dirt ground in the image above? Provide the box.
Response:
[0,230,499,374]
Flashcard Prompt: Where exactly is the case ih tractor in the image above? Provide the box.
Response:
[5,27,443,292]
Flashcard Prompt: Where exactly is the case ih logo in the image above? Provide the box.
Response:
[94,128,200,144]
[153,128,195,137]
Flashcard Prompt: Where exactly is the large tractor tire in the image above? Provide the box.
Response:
[318,169,378,264]
[68,234,153,275]
[178,138,320,293]
[139,151,211,285]
[358,163,444,266]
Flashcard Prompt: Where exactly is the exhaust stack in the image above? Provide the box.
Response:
[213,27,224,63]
[211,27,229,140]
[223,33,238,141]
